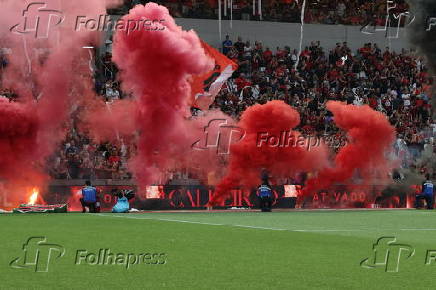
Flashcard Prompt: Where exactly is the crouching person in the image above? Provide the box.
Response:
[112,189,135,213]
[415,174,434,210]
[80,180,99,213]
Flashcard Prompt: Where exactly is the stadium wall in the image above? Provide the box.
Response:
[16,181,417,210]
[174,18,412,52]
[101,16,412,55]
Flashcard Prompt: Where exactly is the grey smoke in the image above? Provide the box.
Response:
[408,0,436,119]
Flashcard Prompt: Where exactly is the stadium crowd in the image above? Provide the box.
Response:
[222,37,434,167]
[0,1,434,182]
[1,37,434,181]
[114,0,410,27]
[42,36,434,181]
[49,133,134,180]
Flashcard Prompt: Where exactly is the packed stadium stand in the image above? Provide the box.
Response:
[0,0,434,183]
[112,0,410,26]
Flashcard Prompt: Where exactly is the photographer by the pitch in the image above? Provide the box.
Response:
[80,180,100,213]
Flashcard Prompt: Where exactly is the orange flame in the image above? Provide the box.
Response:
[28,188,39,205]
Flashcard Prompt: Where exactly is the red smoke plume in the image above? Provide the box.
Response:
[81,99,137,142]
[303,101,396,196]
[111,3,214,187]
[0,98,45,187]
[0,0,120,207]
[209,100,328,205]
[0,1,398,210]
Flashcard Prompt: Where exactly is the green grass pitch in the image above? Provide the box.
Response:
[2,209,436,289]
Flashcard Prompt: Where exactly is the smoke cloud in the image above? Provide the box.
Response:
[303,101,396,196]
[111,3,214,188]
[408,0,436,119]
[0,0,119,205]
[210,100,329,205]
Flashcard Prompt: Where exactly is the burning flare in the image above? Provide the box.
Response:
[28,188,39,205]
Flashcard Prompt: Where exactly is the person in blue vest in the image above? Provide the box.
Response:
[112,189,135,213]
[80,180,98,213]
[415,174,434,210]
[258,180,273,212]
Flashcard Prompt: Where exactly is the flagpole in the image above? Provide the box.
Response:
[224,0,227,16]
[230,0,233,28]
[218,0,222,43]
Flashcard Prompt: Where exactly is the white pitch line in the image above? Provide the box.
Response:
[233,224,287,231]
[96,214,224,226]
[94,214,366,232]
[293,229,365,232]
[95,214,436,232]
[400,229,436,231]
